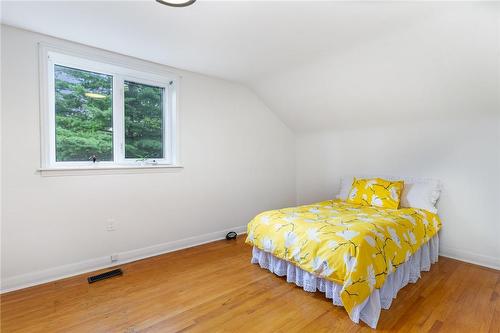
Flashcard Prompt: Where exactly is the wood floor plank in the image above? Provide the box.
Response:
[1,236,498,332]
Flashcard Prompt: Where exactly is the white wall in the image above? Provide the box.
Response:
[294,4,500,269]
[0,25,296,290]
[296,116,500,269]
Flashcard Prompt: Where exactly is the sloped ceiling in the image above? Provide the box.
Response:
[2,1,499,132]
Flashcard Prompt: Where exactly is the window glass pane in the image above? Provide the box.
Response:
[54,65,113,162]
[124,81,164,159]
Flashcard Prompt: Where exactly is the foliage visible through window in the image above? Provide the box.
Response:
[54,65,113,161]
[124,81,164,159]
[43,51,176,169]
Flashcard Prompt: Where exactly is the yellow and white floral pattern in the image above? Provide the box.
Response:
[347,177,404,209]
[246,200,441,321]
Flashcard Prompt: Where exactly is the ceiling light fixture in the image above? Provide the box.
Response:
[156,0,196,7]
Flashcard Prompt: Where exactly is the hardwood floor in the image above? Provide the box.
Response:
[1,236,499,333]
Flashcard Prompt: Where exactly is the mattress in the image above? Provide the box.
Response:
[245,200,441,327]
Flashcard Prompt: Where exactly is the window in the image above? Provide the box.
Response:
[40,47,179,172]
[54,65,114,162]
[124,81,164,160]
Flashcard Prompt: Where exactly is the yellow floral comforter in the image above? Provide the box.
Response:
[245,200,441,320]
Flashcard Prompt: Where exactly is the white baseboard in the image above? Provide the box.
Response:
[3,229,496,293]
[439,246,500,270]
[1,225,247,293]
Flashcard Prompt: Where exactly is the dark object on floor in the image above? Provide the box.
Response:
[87,268,123,284]
[226,231,237,240]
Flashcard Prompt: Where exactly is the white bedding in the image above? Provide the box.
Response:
[251,234,439,329]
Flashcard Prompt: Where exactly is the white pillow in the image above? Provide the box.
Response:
[337,177,355,201]
[336,175,441,213]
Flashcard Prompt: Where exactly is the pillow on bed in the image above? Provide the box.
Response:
[347,177,404,209]
[399,181,441,213]
[337,175,441,213]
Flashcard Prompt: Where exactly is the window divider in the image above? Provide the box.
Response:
[113,76,125,165]
[165,83,174,164]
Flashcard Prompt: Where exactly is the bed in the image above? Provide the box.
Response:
[245,178,442,328]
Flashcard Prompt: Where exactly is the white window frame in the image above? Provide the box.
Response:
[39,44,181,174]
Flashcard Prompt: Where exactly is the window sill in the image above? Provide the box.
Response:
[38,164,184,177]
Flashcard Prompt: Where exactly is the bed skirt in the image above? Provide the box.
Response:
[250,234,439,329]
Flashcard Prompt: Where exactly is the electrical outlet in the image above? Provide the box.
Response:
[106,218,116,232]
[111,254,119,262]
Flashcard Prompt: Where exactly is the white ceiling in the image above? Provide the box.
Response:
[1,1,437,83]
[2,1,499,132]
